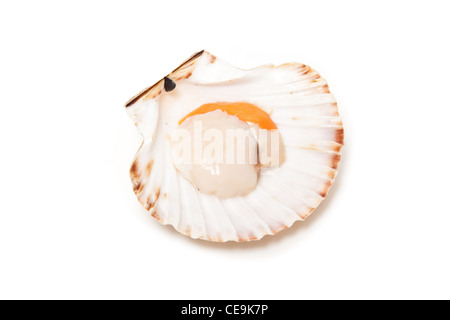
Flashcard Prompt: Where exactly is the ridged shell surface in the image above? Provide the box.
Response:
[125,51,343,242]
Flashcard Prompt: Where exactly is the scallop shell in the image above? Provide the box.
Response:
[125,50,343,242]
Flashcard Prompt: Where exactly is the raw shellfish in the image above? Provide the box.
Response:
[125,50,343,242]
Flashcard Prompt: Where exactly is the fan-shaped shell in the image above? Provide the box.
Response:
[125,50,343,242]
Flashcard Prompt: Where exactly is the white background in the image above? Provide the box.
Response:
[1,0,449,300]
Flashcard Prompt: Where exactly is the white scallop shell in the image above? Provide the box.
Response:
[125,51,343,242]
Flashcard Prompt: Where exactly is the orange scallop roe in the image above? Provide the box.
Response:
[178,102,278,130]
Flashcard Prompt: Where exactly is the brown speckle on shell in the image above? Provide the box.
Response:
[326,168,337,180]
[125,79,163,108]
[299,207,315,220]
[184,225,192,237]
[311,74,321,82]
[331,143,343,153]
[268,225,281,236]
[319,181,333,198]
[146,188,161,211]
[298,65,312,75]
[130,161,145,194]
[299,144,319,151]
[171,50,204,74]
[151,209,162,222]
[170,50,204,81]
[335,128,344,145]
[133,182,144,194]
[146,160,154,176]
[330,154,341,170]
[130,161,139,179]
[173,71,192,80]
